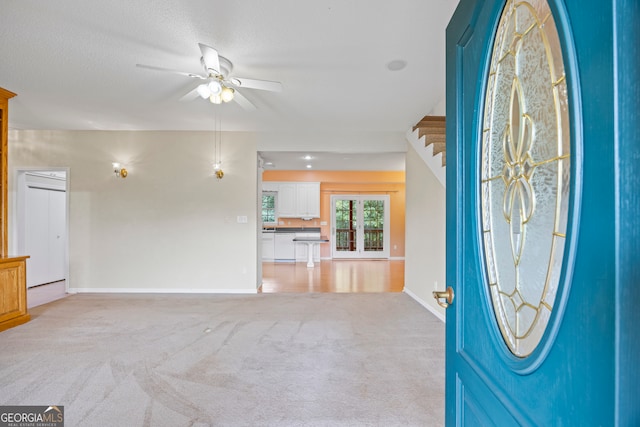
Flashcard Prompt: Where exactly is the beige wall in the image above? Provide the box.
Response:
[403,144,446,318]
[9,130,259,293]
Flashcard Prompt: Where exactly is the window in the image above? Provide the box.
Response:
[262,192,277,224]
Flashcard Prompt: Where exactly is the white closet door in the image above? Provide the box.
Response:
[48,189,66,281]
[25,187,49,287]
[25,186,66,287]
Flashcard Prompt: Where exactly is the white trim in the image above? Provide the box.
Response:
[403,287,446,323]
[405,128,446,188]
[319,256,405,261]
[69,287,259,294]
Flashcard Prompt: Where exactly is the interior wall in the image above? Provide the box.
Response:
[9,130,259,293]
[262,170,405,258]
[403,145,446,318]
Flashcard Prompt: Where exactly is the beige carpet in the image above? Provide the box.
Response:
[0,293,445,426]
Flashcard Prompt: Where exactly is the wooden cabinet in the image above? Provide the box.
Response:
[0,87,30,332]
[0,87,14,253]
[0,256,30,332]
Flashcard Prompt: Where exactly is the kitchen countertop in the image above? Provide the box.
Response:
[293,235,329,242]
[262,227,321,233]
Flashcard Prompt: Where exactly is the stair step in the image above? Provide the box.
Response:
[432,142,446,155]
[413,115,446,130]
[423,133,446,146]
[413,115,447,168]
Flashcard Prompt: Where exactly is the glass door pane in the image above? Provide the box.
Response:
[363,199,384,252]
[335,198,358,253]
[331,195,390,259]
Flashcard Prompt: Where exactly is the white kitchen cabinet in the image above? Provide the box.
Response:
[262,232,275,260]
[296,182,320,219]
[277,183,298,217]
[274,233,295,261]
[263,181,321,219]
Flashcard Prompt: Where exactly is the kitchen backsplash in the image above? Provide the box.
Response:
[273,218,321,228]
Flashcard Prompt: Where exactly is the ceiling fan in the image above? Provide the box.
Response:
[136,43,282,111]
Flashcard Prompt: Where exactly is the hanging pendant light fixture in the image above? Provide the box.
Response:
[213,112,224,180]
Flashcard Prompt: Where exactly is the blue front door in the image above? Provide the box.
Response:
[444,0,639,424]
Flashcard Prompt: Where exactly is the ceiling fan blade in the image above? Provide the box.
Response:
[136,64,205,79]
[231,77,283,92]
[179,86,201,102]
[199,43,221,74]
[232,90,257,111]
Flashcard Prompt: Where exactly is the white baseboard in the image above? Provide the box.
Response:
[320,257,406,261]
[403,287,446,323]
[68,287,259,294]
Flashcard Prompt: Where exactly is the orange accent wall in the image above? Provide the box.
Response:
[263,170,405,258]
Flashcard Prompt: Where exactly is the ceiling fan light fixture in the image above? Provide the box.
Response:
[210,94,222,104]
[221,86,235,103]
[197,84,211,99]
[208,80,222,95]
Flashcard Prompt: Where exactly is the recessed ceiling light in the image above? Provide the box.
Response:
[306,164,312,169]
[386,59,407,71]
[303,155,313,160]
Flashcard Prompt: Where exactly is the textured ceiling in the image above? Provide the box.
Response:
[0,0,458,169]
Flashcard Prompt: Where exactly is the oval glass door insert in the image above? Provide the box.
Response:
[480,0,571,357]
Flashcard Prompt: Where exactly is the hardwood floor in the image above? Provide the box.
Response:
[261,259,404,293]
[25,263,403,302]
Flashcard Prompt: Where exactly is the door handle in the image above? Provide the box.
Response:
[433,286,455,309]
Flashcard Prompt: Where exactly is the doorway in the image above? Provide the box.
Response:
[330,195,390,259]
[15,169,69,290]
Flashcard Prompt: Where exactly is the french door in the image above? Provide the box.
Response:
[330,195,389,259]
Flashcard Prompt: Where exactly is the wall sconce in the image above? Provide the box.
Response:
[112,162,128,178]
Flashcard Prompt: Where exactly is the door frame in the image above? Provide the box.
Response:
[330,194,390,259]
[13,167,70,292]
